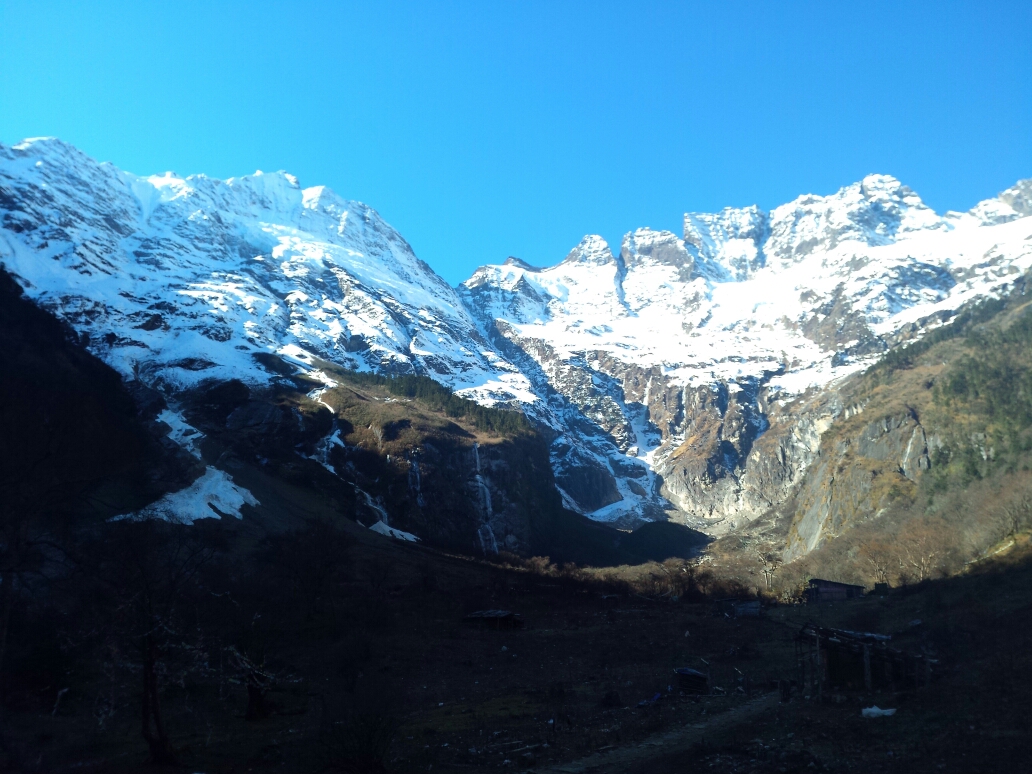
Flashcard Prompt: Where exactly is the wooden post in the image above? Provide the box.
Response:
[814,629,822,702]
[863,644,871,692]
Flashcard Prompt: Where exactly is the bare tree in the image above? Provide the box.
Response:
[858,539,892,585]
[897,519,943,582]
[757,548,783,592]
[84,513,217,764]
[226,643,275,720]
[662,557,704,600]
[998,488,1032,539]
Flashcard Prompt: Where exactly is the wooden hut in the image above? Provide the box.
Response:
[462,610,525,630]
[796,624,937,695]
[712,598,762,618]
[806,578,865,603]
[673,667,709,694]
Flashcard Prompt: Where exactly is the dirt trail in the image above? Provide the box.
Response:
[533,692,778,773]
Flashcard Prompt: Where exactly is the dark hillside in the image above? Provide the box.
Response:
[1,269,1031,774]
[0,269,704,772]
[0,266,197,726]
[0,267,194,520]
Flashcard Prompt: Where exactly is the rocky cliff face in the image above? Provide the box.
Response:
[172,372,556,556]
[779,272,1032,560]
[784,409,934,559]
[3,137,1031,553]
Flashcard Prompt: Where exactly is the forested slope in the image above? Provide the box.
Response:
[763,272,1032,590]
[705,276,1032,598]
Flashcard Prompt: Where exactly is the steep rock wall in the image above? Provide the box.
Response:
[784,410,933,559]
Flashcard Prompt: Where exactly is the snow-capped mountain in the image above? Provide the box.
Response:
[461,174,1032,531]
[2,137,1030,539]
[0,138,532,402]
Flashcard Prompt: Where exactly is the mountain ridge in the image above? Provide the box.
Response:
[2,135,1030,549]
[461,171,1031,531]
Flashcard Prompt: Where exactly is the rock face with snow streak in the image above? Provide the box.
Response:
[2,137,1031,546]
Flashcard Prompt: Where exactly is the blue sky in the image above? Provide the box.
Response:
[1,1,1030,284]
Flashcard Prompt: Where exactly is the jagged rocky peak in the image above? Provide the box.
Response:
[620,228,695,274]
[561,234,619,266]
[9,135,89,163]
[133,166,311,229]
[683,205,768,281]
[503,256,542,271]
[999,178,1032,216]
[460,170,1032,532]
[139,166,431,286]
[962,178,1032,225]
[0,137,533,405]
[764,174,948,268]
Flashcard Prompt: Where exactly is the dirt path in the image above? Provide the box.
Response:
[533,692,778,774]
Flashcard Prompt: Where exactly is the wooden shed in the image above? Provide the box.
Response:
[463,610,525,630]
[673,667,709,694]
[712,598,762,618]
[806,578,865,603]
[797,624,937,695]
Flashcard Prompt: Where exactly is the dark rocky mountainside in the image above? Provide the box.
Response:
[0,267,196,525]
[172,362,709,565]
[0,262,705,567]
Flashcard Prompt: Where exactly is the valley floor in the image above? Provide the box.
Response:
[3,530,1031,774]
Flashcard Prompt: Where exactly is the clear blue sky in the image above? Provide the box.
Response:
[2,1,1030,284]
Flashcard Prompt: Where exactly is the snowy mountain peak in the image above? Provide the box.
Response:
[502,256,542,271]
[682,205,767,282]
[0,139,535,405]
[1000,178,1032,216]
[461,172,1032,528]
[945,178,1032,226]
[12,136,82,157]
[620,228,695,275]
[857,172,908,196]
[764,173,948,268]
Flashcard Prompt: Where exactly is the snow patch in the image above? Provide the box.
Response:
[127,466,259,524]
[369,521,420,542]
[157,409,204,458]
